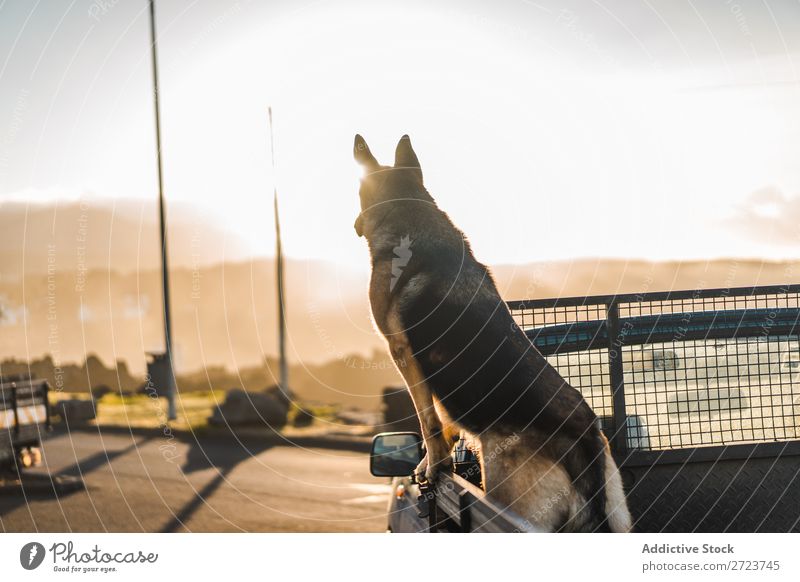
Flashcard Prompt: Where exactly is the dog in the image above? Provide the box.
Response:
[353,134,632,532]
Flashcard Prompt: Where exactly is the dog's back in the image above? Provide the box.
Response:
[392,205,618,530]
[354,134,631,531]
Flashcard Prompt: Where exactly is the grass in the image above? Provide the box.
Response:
[48,390,369,436]
[50,390,226,432]
[95,391,227,431]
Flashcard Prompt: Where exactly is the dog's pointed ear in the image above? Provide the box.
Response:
[354,134,379,173]
[394,135,422,182]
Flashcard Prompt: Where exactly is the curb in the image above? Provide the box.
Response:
[50,424,373,454]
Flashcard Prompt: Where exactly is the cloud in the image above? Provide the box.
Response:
[727,186,800,245]
[0,186,87,206]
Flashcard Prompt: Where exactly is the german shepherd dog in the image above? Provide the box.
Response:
[354,134,632,532]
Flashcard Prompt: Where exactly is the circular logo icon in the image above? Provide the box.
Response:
[20,542,46,570]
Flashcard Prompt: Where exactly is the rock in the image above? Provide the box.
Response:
[208,386,290,428]
[55,399,96,425]
[91,384,113,400]
[337,409,382,426]
[291,407,314,428]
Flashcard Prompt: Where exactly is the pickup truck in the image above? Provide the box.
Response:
[0,375,51,471]
[370,285,800,533]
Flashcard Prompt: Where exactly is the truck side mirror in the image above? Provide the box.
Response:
[370,432,423,477]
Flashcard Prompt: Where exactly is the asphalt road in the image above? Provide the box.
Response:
[0,428,388,532]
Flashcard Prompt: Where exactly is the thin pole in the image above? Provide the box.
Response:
[268,107,289,399]
[148,0,176,421]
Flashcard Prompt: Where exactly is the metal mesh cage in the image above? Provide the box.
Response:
[509,286,800,452]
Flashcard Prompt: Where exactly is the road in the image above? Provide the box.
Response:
[0,428,388,532]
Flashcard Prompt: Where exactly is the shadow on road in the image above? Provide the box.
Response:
[0,431,156,528]
[55,433,157,480]
[159,436,275,532]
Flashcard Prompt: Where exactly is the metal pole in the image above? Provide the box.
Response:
[607,300,628,454]
[268,107,289,399]
[148,0,176,421]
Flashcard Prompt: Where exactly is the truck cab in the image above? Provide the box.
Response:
[370,431,540,532]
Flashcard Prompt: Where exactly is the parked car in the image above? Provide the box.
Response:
[0,375,51,471]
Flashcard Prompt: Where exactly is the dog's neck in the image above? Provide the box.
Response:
[360,204,398,242]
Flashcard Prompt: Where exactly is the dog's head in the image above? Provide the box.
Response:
[353,134,428,238]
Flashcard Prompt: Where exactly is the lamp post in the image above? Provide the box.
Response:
[268,107,289,399]
[148,0,176,420]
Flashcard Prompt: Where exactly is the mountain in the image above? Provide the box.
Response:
[3,199,800,409]
[0,198,252,279]
[492,257,800,301]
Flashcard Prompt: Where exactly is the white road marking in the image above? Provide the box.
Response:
[347,483,392,494]
[341,494,390,505]
[340,483,392,505]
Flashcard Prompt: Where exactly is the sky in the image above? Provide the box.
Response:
[2,0,800,270]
